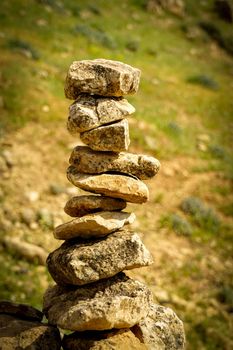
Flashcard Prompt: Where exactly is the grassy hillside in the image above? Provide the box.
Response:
[0,0,232,349]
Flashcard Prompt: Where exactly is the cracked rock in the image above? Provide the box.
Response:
[80,119,130,152]
[67,94,135,133]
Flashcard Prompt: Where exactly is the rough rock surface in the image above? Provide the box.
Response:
[0,314,61,350]
[43,273,153,331]
[70,146,161,180]
[47,230,153,285]
[132,304,186,350]
[64,59,141,99]
[67,94,135,133]
[62,329,147,350]
[0,301,43,322]
[54,211,135,240]
[64,195,126,217]
[80,119,130,152]
[67,166,149,204]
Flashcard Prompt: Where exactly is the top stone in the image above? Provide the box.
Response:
[64,59,141,99]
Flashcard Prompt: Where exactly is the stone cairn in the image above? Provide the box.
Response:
[42,59,185,349]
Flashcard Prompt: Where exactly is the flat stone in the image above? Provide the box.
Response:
[132,304,186,350]
[62,329,147,350]
[67,166,149,204]
[70,146,161,180]
[54,211,135,240]
[47,229,153,285]
[80,119,130,152]
[67,95,135,133]
[0,301,43,322]
[43,273,153,331]
[0,314,61,350]
[64,59,141,99]
[64,195,126,217]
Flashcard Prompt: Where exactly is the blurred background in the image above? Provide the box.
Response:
[0,0,232,348]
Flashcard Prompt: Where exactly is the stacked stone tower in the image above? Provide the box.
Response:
[43,59,185,349]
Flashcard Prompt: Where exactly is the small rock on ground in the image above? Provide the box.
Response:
[2,237,47,265]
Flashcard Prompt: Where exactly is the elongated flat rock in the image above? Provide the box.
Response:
[80,119,130,152]
[43,273,153,331]
[64,59,141,99]
[132,304,186,350]
[67,166,149,203]
[54,211,135,240]
[47,230,153,285]
[0,301,43,322]
[62,329,147,350]
[68,95,135,133]
[64,195,126,217]
[70,146,161,180]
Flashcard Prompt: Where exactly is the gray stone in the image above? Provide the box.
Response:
[1,149,15,168]
[0,314,61,350]
[2,237,47,265]
[64,59,141,99]
[47,229,153,285]
[0,301,43,322]
[37,208,54,229]
[64,195,126,217]
[20,208,36,226]
[67,166,149,204]
[54,211,135,240]
[43,273,153,331]
[80,119,130,152]
[67,95,135,133]
[131,304,186,350]
[50,183,66,195]
[70,146,161,180]
[62,329,147,350]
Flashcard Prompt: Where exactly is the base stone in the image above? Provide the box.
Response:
[62,329,147,350]
[131,304,186,350]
